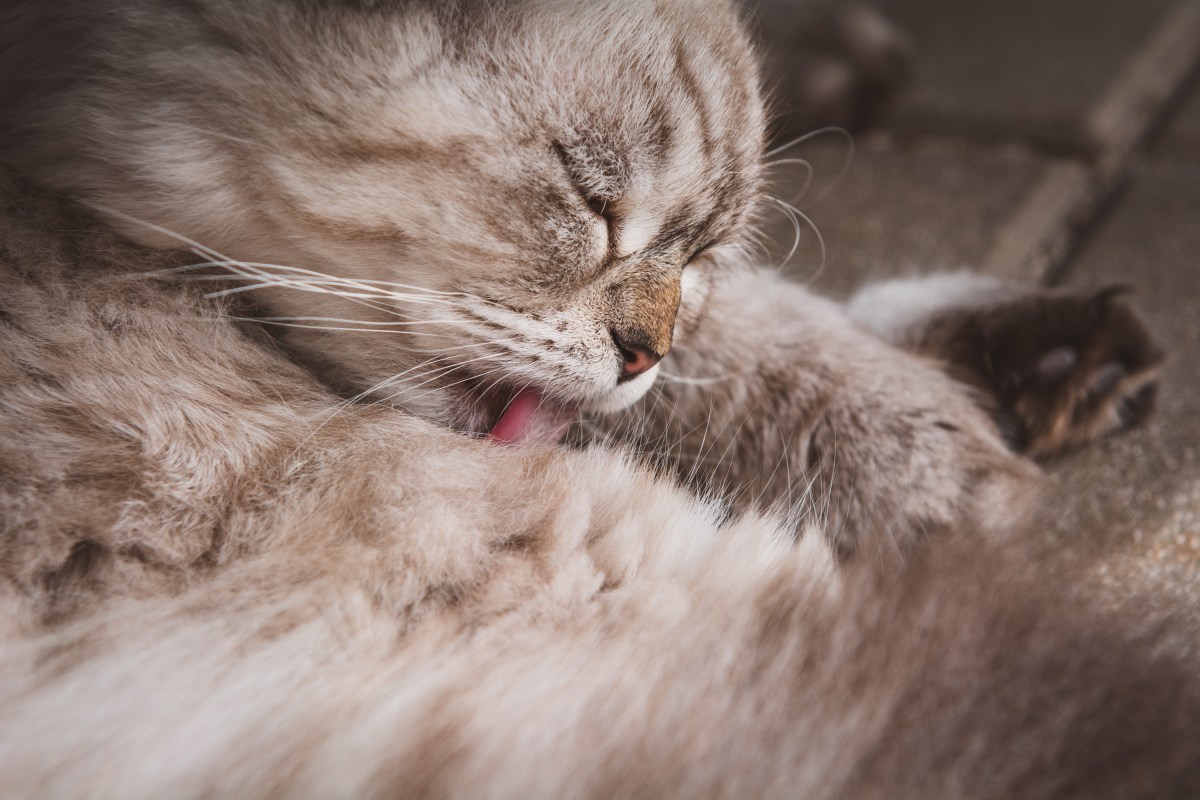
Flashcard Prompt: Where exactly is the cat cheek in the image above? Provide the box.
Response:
[675,263,713,339]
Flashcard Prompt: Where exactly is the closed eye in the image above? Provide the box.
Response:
[580,192,619,255]
[552,141,618,245]
[584,194,609,220]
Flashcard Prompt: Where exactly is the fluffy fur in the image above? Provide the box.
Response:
[1,177,1197,797]
[0,0,1195,797]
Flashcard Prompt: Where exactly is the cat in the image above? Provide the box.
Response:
[0,0,1193,797]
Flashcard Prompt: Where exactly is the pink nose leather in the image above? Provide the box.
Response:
[619,343,661,379]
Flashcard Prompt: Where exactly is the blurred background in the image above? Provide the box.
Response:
[753,0,1200,610]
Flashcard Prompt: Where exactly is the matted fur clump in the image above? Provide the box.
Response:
[0,0,1197,797]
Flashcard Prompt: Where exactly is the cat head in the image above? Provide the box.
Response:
[2,0,767,442]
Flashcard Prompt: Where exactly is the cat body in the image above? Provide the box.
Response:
[0,0,1192,797]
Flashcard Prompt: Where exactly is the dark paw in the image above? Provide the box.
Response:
[948,286,1165,458]
[752,1,914,134]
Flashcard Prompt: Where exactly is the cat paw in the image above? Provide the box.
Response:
[954,286,1165,459]
[754,1,913,133]
[802,356,1042,560]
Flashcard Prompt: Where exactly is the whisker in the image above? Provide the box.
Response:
[763,195,804,268]
[165,260,463,296]
[764,196,826,279]
[656,369,735,386]
[229,318,452,338]
[287,361,446,457]
[764,126,856,203]
[384,358,514,410]
[764,125,853,160]
[193,263,424,320]
[201,278,452,307]
[190,278,451,304]
[238,316,470,327]
[762,158,815,205]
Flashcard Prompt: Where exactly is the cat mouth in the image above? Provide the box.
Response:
[481,385,579,446]
[455,364,655,446]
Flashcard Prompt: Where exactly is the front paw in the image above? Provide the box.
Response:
[948,287,1165,458]
[802,360,1041,559]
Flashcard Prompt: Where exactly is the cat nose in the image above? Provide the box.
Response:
[614,333,663,381]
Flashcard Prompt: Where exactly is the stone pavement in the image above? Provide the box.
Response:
[765,0,1200,605]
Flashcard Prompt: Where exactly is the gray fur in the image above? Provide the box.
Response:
[0,1,1193,796]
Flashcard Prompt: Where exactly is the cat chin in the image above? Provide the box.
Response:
[584,364,660,415]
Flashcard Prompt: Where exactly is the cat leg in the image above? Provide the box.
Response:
[847,273,1165,458]
[600,267,1040,558]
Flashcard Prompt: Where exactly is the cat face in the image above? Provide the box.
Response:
[2,0,766,442]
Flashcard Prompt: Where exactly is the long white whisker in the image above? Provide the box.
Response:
[763,158,815,205]
[202,278,453,306]
[764,195,804,268]
[764,125,853,159]
[85,203,241,266]
[164,260,510,316]
[174,263,463,309]
[193,261,422,320]
[228,319,449,337]
[166,261,489,302]
[164,260,468,299]
[765,196,826,277]
[764,126,856,203]
[239,316,470,327]
[287,362,445,457]
[190,278,455,306]
[380,356,511,409]
[408,338,525,355]
[656,369,734,386]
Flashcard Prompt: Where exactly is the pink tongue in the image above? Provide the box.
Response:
[488,387,578,445]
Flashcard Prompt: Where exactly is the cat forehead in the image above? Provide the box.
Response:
[255,0,764,261]
[528,7,765,253]
[563,106,762,258]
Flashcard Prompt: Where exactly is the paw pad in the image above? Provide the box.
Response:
[1004,286,1164,457]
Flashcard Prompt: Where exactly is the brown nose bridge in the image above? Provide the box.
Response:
[607,270,682,358]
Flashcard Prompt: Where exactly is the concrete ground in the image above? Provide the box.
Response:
[766,0,1200,607]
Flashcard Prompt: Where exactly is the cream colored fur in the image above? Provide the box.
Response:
[0,0,1197,797]
[1,161,1196,800]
